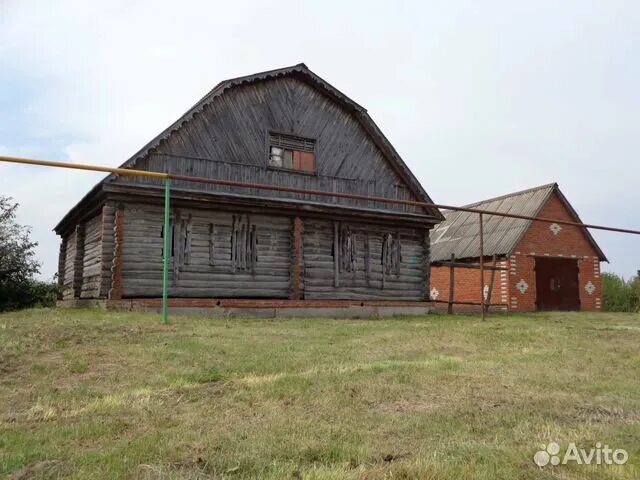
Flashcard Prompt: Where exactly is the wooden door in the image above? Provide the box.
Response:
[535,258,580,311]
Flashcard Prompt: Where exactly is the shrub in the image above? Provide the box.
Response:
[602,272,640,312]
[0,278,59,312]
[0,195,58,312]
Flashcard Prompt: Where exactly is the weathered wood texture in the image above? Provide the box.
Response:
[302,219,426,300]
[80,215,103,299]
[61,230,76,300]
[115,76,422,214]
[57,237,67,299]
[72,224,85,299]
[109,206,125,300]
[99,203,116,298]
[119,203,292,298]
[423,229,431,300]
[290,217,304,300]
[58,225,85,300]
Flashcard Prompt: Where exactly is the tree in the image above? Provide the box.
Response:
[0,196,57,311]
[0,196,39,281]
[602,272,640,313]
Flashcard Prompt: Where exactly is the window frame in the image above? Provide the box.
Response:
[266,130,318,175]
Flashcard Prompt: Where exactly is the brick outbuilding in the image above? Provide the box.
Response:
[430,184,607,312]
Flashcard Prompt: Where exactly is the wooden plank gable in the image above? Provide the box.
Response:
[113,76,430,216]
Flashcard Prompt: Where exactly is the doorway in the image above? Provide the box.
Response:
[534,258,580,311]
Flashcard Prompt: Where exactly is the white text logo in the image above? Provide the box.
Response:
[534,442,628,467]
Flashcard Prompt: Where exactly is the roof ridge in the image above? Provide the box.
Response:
[217,63,308,86]
[431,182,607,263]
[55,63,444,232]
[461,182,558,209]
[120,63,366,169]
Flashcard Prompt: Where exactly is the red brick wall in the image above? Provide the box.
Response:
[430,257,508,311]
[507,254,537,311]
[429,265,449,302]
[430,191,603,312]
[578,257,601,311]
[512,192,602,312]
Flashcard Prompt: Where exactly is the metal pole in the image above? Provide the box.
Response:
[1,155,639,236]
[162,178,171,325]
[479,212,485,321]
[0,154,168,179]
[168,172,640,235]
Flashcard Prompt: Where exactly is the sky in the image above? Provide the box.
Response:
[0,0,638,280]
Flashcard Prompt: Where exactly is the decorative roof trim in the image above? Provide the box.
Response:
[462,182,558,209]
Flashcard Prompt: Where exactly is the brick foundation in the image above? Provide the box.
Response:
[57,298,434,319]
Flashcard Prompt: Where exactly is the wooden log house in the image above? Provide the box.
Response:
[55,64,444,315]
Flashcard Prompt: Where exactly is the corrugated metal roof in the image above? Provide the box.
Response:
[430,183,607,262]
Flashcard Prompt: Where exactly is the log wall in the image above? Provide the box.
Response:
[60,202,431,301]
[100,203,116,298]
[61,230,77,300]
[80,215,103,298]
[57,237,67,298]
[302,219,427,300]
[120,203,292,298]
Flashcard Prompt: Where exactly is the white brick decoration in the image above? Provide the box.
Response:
[516,279,529,294]
[550,223,562,235]
[430,287,440,300]
[500,262,508,303]
[584,281,596,295]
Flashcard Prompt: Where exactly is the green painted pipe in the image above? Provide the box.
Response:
[162,178,171,324]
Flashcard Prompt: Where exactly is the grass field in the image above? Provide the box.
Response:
[1,309,639,479]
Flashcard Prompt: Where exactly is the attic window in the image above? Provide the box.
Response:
[268,132,316,173]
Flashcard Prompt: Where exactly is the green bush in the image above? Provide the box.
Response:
[0,195,59,312]
[602,272,640,312]
[0,278,59,312]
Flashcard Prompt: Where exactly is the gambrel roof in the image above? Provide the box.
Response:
[120,63,441,217]
[430,183,607,262]
[55,63,442,233]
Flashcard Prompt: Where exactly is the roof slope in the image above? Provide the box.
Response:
[430,183,607,262]
[55,63,442,233]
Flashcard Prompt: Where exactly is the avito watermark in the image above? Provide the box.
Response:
[534,442,628,467]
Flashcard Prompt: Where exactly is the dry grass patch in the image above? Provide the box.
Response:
[1,308,639,479]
